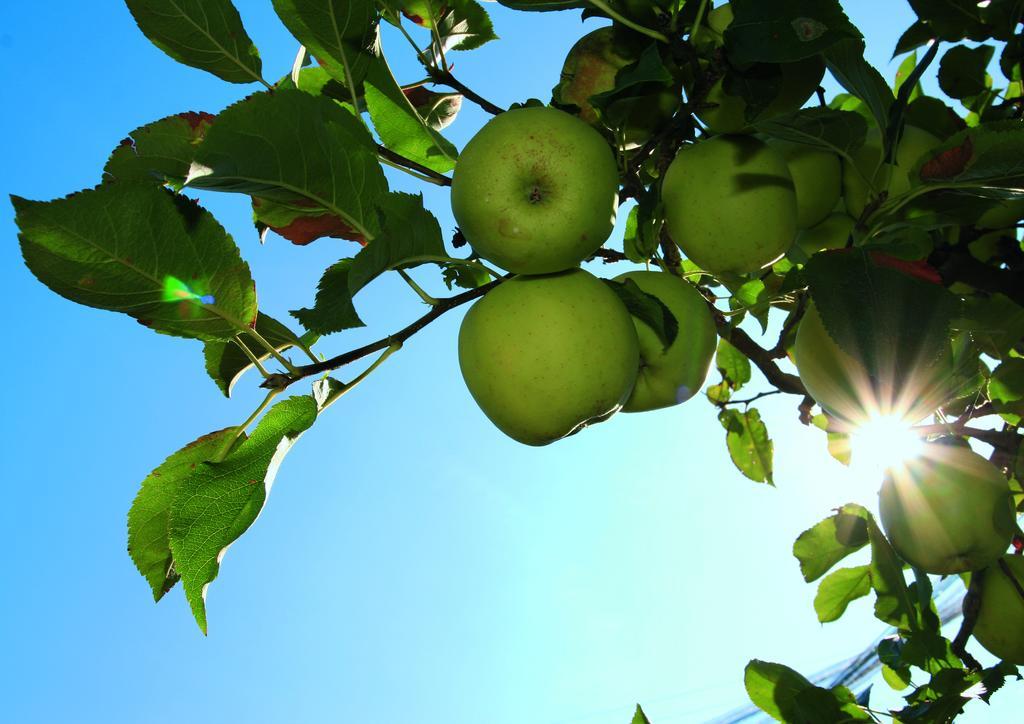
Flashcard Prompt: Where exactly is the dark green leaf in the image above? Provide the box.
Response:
[186,90,388,241]
[894,51,923,101]
[127,428,241,601]
[938,45,995,99]
[104,111,215,189]
[814,565,871,622]
[364,55,458,174]
[893,21,934,57]
[867,515,918,631]
[348,192,448,296]
[169,395,318,633]
[622,192,664,264]
[604,278,679,350]
[13,185,257,341]
[203,313,312,397]
[906,0,987,41]
[291,258,367,335]
[824,39,894,133]
[271,0,378,89]
[495,0,586,9]
[804,249,956,384]
[724,0,861,64]
[124,0,264,84]
[954,293,1024,359]
[793,503,870,582]
[989,357,1024,424]
[744,660,872,723]
[441,260,492,290]
[718,408,774,484]
[754,107,868,159]
[715,338,751,391]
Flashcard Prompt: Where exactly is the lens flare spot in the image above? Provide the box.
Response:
[851,414,924,482]
[162,276,215,318]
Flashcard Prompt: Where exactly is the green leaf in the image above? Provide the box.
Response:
[824,39,894,133]
[906,0,987,42]
[13,184,257,341]
[364,55,458,174]
[893,21,934,57]
[104,111,215,189]
[630,704,651,724]
[622,191,664,264]
[252,196,368,246]
[186,90,388,241]
[882,663,913,691]
[729,279,770,333]
[715,338,751,391]
[724,0,861,64]
[718,408,774,484]
[604,278,679,351]
[348,192,447,296]
[291,258,367,335]
[496,0,586,10]
[754,107,868,159]
[894,51,923,101]
[939,45,996,100]
[271,0,378,90]
[124,0,264,84]
[169,395,318,633]
[792,503,870,582]
[127,428,242,601]
[954,293,1024,359]
[744,660,871,723]
[916,120,1024,190]
[804,249,956,385]
[867,515,918,631]
[988,357,1024,424]
[814,565,871,623]
[439,0,498,51]
[203,313,312,397]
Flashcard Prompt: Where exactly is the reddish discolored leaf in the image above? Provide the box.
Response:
[868,252,943,285]
[919,137,973,181]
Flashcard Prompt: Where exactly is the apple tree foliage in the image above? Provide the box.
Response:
[12,0,1024,720]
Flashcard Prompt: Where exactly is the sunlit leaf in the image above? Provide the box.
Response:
[793,503,869,582]
[814,565,871,622]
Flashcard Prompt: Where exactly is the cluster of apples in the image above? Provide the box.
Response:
[451,106,717,446]
[450,2,1023,663]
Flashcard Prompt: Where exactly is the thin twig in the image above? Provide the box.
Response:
[377,144,452,186]
[264,277,505,389]
[429,70,505,115]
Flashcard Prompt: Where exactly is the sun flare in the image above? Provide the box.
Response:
[850,413,925,482]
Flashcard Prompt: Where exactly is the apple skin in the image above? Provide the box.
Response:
[613,271,717,412]
[795,213,854,256]
[792,301,953,425]
[662,134,797,274]
[768,139,842,229]
[554,28,679,150]
[842,126,942,219]
[450,107,619,275]
[974,556,1024,664]
[457,269,639,446]
[879,445,1015,575]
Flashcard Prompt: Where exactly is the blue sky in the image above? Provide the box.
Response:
[0,2,1019,723]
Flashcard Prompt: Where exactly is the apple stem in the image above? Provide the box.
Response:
[397,269,440,306]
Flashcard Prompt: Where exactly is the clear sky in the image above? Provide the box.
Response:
[0,2,1019,723]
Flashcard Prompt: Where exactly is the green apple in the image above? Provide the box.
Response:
[613,271,717,412]
[767,139,842,229]
[662,134,796,274]
[554,28,679,150]
[450,107,619,275]
[974,555,1024,664]
[458,269,639,446]
[792,300,953,425]
[842,125,942,219]
[879,445,1015,575]
[795,213,854,256]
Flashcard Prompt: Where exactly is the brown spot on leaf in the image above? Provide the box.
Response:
[919,138,973,181]
[273,214,366,246]
[178,111,215,135]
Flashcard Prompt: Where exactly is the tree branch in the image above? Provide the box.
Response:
[428,70,505,116]
[712,312,807,396]
[377,144,452,186]
[264,277,504,389]
[929,245,1024,308]
[951,570,984,671]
